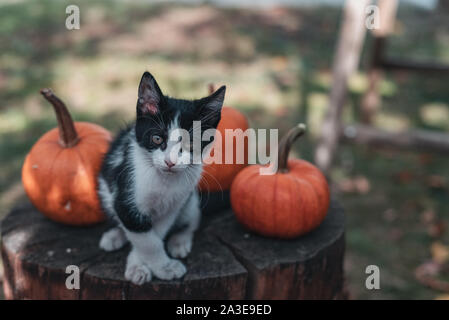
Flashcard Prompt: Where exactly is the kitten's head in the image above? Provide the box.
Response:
[134,71,225,175]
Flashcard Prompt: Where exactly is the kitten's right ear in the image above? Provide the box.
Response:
[196,85,226,129]
[137,72,163,116]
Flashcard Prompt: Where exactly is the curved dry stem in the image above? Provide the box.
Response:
[40,88,79,148]
[277,123,307,173]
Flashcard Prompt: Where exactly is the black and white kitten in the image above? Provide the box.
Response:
[97,71,225,285]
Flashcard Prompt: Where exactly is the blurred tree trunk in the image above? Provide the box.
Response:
[438,0,449,13]
[314,0,370,174]
[361,0,398,124]
[342,124,449,154]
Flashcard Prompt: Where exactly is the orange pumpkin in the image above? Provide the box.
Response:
[22,89,112,226]
[230,124,330,238]
[198,85,249,192]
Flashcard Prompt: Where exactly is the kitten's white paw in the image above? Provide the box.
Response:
[125,263,152,285]
[167,233,193,259]
[99,228,128,252]
[151,259,187,280]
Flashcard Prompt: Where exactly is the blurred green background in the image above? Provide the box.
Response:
[1,0,449,299]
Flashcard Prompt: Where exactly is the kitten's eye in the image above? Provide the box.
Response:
[152,135,163,145]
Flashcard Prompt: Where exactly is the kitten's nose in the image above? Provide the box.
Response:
[165,160,175,169]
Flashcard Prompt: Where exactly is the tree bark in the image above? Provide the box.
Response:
[361,0,398,124]
[315,0,370,174]
[343,124,449,155]
[1,199,345,300]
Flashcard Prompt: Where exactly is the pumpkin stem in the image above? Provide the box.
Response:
[278,123,307,173]
[40,88,79,148]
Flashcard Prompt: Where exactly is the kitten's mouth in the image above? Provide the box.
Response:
[161,167,176,174]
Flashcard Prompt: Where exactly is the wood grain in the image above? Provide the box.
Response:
[1,198,344,299]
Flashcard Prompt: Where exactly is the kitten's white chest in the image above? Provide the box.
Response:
[134,166,174,216]
[132,144,196,217]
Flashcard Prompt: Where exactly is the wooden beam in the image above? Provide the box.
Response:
[315,0,370,173]
[361,0,398,124]
[369,0,449,74]
[342,124,449,154]
[379,58,449,74]
[372,0,398,38]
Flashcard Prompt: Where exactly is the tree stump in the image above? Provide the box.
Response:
[1,197,345,300]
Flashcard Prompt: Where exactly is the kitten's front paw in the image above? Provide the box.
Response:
[125,263,152,285]
[151,259,186,280]
[99,227,128,252]
[167,234,193,259]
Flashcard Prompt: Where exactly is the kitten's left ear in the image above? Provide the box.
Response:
[196,85,226,128]
[137,71,164,116]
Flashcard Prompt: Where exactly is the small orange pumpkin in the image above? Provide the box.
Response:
[230,124,330,238]
[22,89,112,225]
[198,85,249,192]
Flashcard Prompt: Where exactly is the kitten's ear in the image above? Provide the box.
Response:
[196,85,226,129]
[137,71,163,116]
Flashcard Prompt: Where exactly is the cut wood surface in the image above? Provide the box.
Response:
[1,196,345,300]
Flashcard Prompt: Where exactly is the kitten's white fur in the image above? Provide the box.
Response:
[98,118,203,285]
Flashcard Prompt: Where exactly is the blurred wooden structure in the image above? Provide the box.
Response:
[315,0,449,174]
[1,198,346,300]
[315,0,370,173]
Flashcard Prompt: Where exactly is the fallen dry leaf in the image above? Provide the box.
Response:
[419,153,434,165]
[426,175,447,189]
[416,261,440,277]
[337,175,371,194]
[431,242,449,264]
[383,208,397,222]
[354,176,370,194]
[427,221,447,238]
[414,261,449,292]
[393,170,414,184]
[421,209,436,224]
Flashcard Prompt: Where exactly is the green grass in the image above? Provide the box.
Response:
[1,0,449,299]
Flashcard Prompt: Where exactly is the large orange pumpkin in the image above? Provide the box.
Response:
[22,89,112,225]
[230,124,330,238]
[198,85,249,192]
